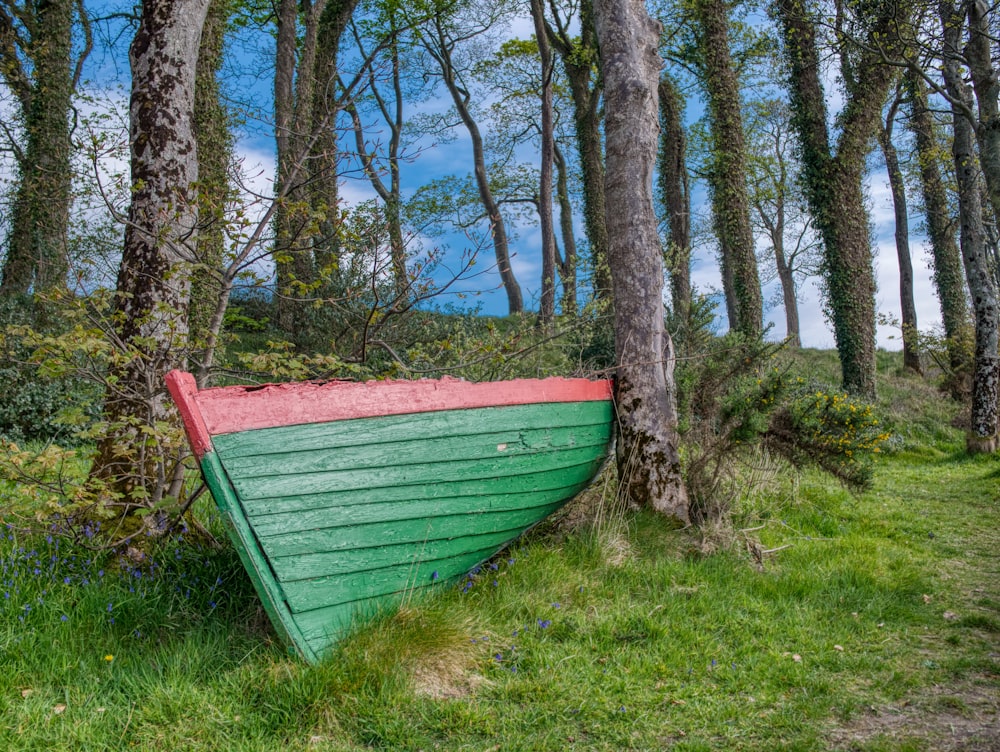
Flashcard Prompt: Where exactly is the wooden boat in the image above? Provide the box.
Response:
[165,371,614,662]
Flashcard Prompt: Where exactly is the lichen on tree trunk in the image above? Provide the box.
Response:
[89,0,211,520]
[593,0,688,523]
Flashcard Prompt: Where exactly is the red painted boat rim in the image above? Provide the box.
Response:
[166,371,613,459]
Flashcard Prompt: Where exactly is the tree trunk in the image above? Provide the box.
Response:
[544,0,611,304]
[531,0,556,328]
[775,0,896,400]
[348,15,407,295]
[941,0,999,453]
[658,74,692,330]
[430,18,522,315]
[90,0,210,514]
[273,0,327,335]
[0,0,75,295]
[965,0,1000,227]
[593,0,688,523]
[693,0,762,337]
[878,96,921,373]
[310,0,360,292]
[553,144,578,316]
[189,0,232,375]
[774,237,801,347]
[905,68,970,383]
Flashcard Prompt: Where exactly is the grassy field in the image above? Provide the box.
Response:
[1,353,998,750]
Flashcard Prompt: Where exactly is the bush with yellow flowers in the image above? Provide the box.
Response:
[764,381,892,490]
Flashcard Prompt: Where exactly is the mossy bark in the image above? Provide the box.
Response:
[90,0,210,514]
[693,0,761,337]
[941,0,999,453]
[594,0,688,523]
[905,69,971,386]
[190,0,233,375]
[0,0,75,295]
[544,0,611,305]
[658,74,691,331]
[774,0,904,399]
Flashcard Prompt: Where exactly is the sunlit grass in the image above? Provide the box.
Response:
[0,351,997,750]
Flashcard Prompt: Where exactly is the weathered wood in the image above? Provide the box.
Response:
[281,546,497,613]
[168,371,614,660]
[250,483,587,538]
[243,462,599,519]
[227,443,606,502]
[216,409,610,475]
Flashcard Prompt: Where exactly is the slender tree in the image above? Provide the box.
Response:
[345,10,409,295]
[543,0,611,303]
[553,143,578,316]
[415,0,523,313]
[530,0,556,327]
[744,98,821,348]
[594,0,688,523]
[878,89,921,373]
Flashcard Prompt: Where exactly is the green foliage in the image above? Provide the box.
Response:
[766,382,891,489]
[0,296,102,446]
[0,292,198,542]
[674,304,890,522]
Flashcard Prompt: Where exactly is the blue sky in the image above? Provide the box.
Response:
[51,1,946,351]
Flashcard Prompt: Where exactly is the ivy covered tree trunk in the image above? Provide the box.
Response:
[89,0,210,518]
[309,0,360,292]
[774,0,903,399]
[594,0,688,523]
[941,0,999,453]
[544,0,611,303]
[693,0,762,337]
[658,74,692,330]
[0,0,77,295]
[878,96,921,373]
[190,0,232,381]
[273,0,327,335]
[905,68,970,384]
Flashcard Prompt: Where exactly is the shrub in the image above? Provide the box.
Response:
[0,296,101,446]
[673,307,891,523]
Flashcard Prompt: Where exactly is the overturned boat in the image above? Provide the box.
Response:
[166,371,614,661]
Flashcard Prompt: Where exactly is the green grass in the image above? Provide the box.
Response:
[1,352,998,750]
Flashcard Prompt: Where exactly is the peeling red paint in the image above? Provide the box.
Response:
[166,371,613,448]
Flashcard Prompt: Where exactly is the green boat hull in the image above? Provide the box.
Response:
[183,390,613,661]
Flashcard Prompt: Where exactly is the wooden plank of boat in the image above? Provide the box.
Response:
[166,371,614,662]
